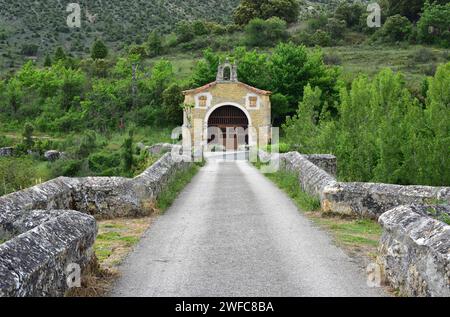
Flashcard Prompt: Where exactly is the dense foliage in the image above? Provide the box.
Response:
[189,43,341,124]
[284,63,450,186]
[234,0,300,25]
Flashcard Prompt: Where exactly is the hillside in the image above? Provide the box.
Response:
[0,0,240,66]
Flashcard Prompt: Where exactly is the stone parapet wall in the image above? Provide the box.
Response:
[0,210,97,297]
[322,182,449,219]
[282,151,337,199]
[259,150,449,219]
[259,150,450,296]
[378,205,450,297]
[303,154,337,177]
[0,151,191,296]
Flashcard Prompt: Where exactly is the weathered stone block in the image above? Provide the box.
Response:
[0,147,13,157]
[322,182,449,219]
[0,210,97,297]
[378,205,450,297]
[283,151,337,199]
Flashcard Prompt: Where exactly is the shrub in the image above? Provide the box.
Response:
[412,48,437,63]
[323,54,342,66]
[49,159,84,178]
[245,17,288,47]
[0,157,49,195]
[374,14,413,43]
[417,2,450,47]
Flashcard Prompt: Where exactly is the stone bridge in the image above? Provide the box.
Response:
[0,146,449,297]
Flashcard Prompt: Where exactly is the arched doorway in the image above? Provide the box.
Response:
[207,105,249,151]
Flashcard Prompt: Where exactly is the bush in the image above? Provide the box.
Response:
[323,54,342,66]
[245,17,288,47]
[417,2,450,47]
[0,157,49,195]
[49,159,84,178]
[374,14,413,43]
[412,48,437,63]
[88,151,121,175]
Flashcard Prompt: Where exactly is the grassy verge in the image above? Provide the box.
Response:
[69,162,202,296]
[156,162,203,212]
[257,164,382,264]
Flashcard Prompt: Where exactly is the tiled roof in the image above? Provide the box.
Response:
[182,81,272,96]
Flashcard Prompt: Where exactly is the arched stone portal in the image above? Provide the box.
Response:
[182,60,272,154]
[207,105,249,151]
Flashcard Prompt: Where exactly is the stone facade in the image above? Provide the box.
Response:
[378,205,450,297]
[182,61,272,150]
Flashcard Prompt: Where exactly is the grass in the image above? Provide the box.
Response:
[94,217,154,267]
[256,164,382,262]
[264,168,321,211]
[156,162,203,212]
[322,44,449,90]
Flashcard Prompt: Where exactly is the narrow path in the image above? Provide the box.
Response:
[110,159,386,297]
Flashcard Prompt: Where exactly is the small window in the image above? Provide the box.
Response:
[199,96,208,107]
[249,96,258,108]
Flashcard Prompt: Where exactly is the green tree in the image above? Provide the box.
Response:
[283,85,321,153]
[44,54,52,67]
[191,48,220,87]
[5,78,22,115]
[22,122,35,149]
[147,31,163,57]
[91,39,109,60]
[384,0,448,22]
[162,83,184,125]
[54,46,66,62]
[175,21,194,43]
[374,14,413,42]
[334,2,364,28]
[244,17,288,47]
[417,1,450,47]
[234,0,299,25]
[268,43,340,115]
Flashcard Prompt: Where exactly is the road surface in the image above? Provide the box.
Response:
[110,157,386,297]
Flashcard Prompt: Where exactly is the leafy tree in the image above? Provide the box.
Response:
[147,59,175,107]
[334,2,364,28]
[162,83,184,125]
[22,122,35,149]
[175,21,195,43]
[384,0,448,22]
[268,43,340,115]
[283,84,321,153]
[5,78,22,115]
[417,2,450,47]
[192,20,209,36]
[423,62,450,185]
[234,0,299,25]
[44,54,52,67]
[270,93,290,125]
[54,46,66,61]
[244,17,288,47]
[75,130,98,158]
[234,47,270,89]
[374,14,413,42]
[190,48,220,87]
[91,39,109,60]
[147,31,163,57]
